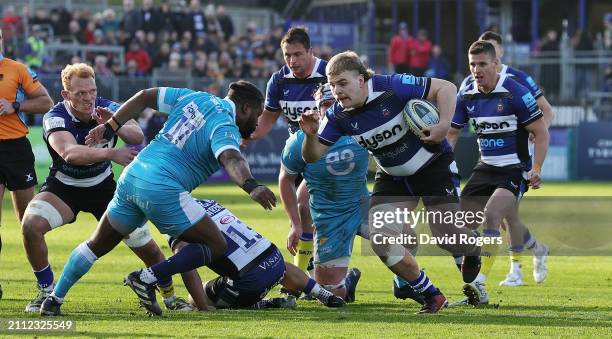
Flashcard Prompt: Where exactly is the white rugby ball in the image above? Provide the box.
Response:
[402,99,440,138]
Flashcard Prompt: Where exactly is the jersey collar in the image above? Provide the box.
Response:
[223,97,237,121]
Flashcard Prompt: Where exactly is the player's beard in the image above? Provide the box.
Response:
[239,123,257,139]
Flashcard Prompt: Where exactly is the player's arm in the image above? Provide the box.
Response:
[446,127,461,150]
[536,96,554,128]
[421,78,457,143]
[86,88,159,146]
[218,149,277,210]
[92,106,144,145]
[0,86,53,116]
[299,109,330,163]
[278,167,302,255]
[49,131,137,166]
[524,118,549,189]
[248,109,282,141]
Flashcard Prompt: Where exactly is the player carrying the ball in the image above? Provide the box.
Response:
[300,51,481,314]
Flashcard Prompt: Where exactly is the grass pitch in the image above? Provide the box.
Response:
[0,182,611,338]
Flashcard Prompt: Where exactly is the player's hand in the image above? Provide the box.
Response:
[420,122,450,144]
[85,123,112,146]
[249,185,277,210]
[299,109,320,136]
[92,106,114,124]
[528,169,542,189]
[240,138,251,150]
[0,99,15,115]
[287,225,302,256]
[110,147,139,166]
[528,132,536,144]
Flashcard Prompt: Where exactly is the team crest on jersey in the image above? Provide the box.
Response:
[467,105,475,113]
[283,89,290,97]
[350,122,359,130]
[497,100,504,112]
[381,106,391,116]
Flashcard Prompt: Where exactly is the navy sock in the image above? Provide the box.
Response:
[34,264,54,289]
[408,270,438,298]
[150,243,212,282]
[303,278,316,294]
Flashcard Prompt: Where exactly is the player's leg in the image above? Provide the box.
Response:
[369,194,447,314]
[21,192,74,312]
[40,211,129,316]
[294,180,314,274]
[277,262,344,307]
[0,184,4,299]
[167,237,209,311]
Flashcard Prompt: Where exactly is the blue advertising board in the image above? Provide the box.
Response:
[576,122,612,180]
[285,20,357,50]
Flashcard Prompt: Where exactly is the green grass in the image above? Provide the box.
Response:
[1,182,611,338]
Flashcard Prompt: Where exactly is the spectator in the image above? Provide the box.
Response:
[141,0,162,33]
[424,45,451,80]
[23,25,46,71]
[408,29,433,76]
[30,8,53,27]
[159,0,177,33]
[2,5,24,42]
[193,53,208,77]
[125,41,152,74]
[604,12,612,50]
[69,20,87,44]
[388,21,412,74]
[50,7,72,37]
[126,59,144,77]
[572,29,594,97]
[216,5,234,41]
[188,0,207,38]
[153,42,172,69]
[540,29,560,98]
[122,0,143,36]
[100,9,120,35]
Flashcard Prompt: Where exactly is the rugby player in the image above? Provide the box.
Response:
[21,63,191,312]
[300,51,482,314]
[244,27,328,275]
[40,81,276,316]
[447,41,549,306]
[279,84,369,302]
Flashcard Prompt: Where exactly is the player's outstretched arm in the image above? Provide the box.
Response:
[218,149,277,210]
[0,86,53,116]
[49,131,137,166]
[248,109,282,142]
[85,88,158,146]
[422,78,457,143]
[278,168,302,255]
[299,110,329,162]
[92,106,144,145]
[524,118,549,189]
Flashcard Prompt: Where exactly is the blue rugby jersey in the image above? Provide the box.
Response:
[452,74,543,168]
[264,58,327,134]
[42,98,119,187]
[318,73,452,177]
[460,64,543,99]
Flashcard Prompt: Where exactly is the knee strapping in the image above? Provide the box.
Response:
[123,225,152,248]
[24,200,63,228]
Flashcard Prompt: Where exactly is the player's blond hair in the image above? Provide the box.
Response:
[61,63,95,91]
[326,51,374,80]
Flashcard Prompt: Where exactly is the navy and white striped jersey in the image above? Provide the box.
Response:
[265,58,327,134]
[452,74,543,168]
[460,64,543,99]
[318,74,452,176]
[42,98,119,187]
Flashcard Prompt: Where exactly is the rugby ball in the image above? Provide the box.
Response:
[402,99,440,138]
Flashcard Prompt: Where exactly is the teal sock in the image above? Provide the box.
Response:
[53,242,98,299]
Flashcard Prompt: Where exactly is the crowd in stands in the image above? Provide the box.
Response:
[1,0,303,80]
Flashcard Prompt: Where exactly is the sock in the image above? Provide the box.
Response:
[480,229,500,276]
[158,281,175,300]
[34,264,54,290]
[407,270,438,297]
[53,242,98,299]
[294,232,313,273]
[150,243,212,283]
[453,256,463,271]
[303,278,318,295]
[394,275,410,288]
[524,230,536,250]
[509,245,523,273]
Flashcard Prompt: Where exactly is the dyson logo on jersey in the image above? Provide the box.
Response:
[470,120,511,131]
[280,100,317,121]
[357,124,403,149]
